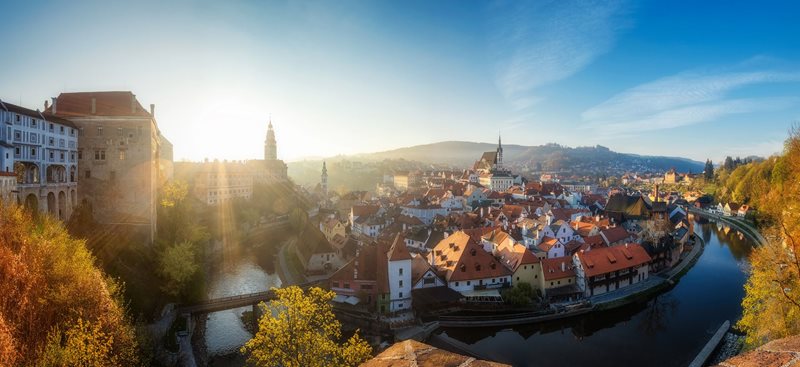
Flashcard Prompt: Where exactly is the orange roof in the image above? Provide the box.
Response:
[538,237,559,252]
[498,244,540,272]
[576,243,651,278]
[352,205,380,217]
[600,226,630,244]
[387,234,412,261]
[47,91,152,117]
[432,231,511,282]
[541,257,575,281]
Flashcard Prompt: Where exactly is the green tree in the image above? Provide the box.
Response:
[241,286,372,367]
[704,159,714,180]
[724,156,735,171]
[158,241,200,297]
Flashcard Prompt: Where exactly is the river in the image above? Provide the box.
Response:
[204,254,281,363]
[201,219,754,367]
[432,218,754,367]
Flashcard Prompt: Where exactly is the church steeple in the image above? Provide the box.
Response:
[496,134,503,170]
[321,161,328,195]
[265,118,277,160]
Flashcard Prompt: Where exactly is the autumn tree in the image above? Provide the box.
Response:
[738,124,800,348]
[241,286,372,367]
[0,204,139,365]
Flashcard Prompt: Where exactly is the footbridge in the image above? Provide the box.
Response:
[176,280,324,315]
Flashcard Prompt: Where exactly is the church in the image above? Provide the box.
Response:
[474,136,514,192]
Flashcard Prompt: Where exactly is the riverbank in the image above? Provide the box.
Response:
[431,220,754,367]
[434,234,706,328]
[689,208,767,246]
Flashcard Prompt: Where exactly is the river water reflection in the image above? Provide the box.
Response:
[204,256,281,356]
[434,219,754,367]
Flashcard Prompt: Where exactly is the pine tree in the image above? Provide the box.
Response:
[704,159,714,180]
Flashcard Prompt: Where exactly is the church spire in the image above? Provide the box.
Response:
[496,133,503,170]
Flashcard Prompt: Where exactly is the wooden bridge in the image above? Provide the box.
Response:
[176,281,324,315]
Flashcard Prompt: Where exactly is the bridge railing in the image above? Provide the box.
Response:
[178,280,326,311]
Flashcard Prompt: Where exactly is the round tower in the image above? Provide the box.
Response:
[264,119,277,160]
[321,161,328,195]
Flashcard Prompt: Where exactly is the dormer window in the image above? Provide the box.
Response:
[490,263,496,270]
[460,264,466,272]
[470,249,476,256]
[475,264,481,271]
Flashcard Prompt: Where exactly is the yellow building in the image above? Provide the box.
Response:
[498,244,543,292]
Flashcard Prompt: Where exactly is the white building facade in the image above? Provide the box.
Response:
[0,100,78,220]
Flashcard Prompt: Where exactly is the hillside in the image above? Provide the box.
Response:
[351,141,704,173]
[287,141,704,190]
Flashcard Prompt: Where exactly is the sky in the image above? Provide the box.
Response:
[2,0,800,163]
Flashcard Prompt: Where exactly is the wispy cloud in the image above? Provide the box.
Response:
[490,0,632,110]
[582,70,800,135]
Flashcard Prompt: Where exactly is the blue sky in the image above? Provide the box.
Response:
[2,0,799,163]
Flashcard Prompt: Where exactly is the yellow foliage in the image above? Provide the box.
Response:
[241,286,373,367]
[737,125,800,348]
[0,204,139,365]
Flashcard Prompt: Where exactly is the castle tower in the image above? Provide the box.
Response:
[321,161,328,195]
[264,119,277,160]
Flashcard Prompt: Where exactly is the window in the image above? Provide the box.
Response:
[94,150,106,161]
[49,137,54,146]
[49,123,54,131]
[78,150,82,160]
[60,126,64,133]
[399,280,403,287]
[97,126,103,135]
[85,170,91,178]
[60,152,64,160]
[399,292,403,298]
[14,147,20,156]
[14,131,20,140]
[70,152,75,161]
[466,280,471,286]
[49,151,54,160]
[70,128,75,136]
[343,282,350,289]
[31,120,36,127]
[30,148,36,157]
[399,268,403,275]
[15,115,20,122]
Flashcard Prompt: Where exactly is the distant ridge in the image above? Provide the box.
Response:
[349,141,705,172]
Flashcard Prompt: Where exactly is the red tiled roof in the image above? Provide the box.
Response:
[431,231,511,282]
[387,234,413,261]
[576,243,651,278]
[541,257,575,281]
[600,226,630,245]
[47,91,153,117]
[352,204,380,217]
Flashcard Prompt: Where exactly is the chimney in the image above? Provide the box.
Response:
[150,103,155,117]
[561,261,566,272]
[44,99,49,110]
[91,98,96,114]
[51,97,57,114]
[131,93,136,114]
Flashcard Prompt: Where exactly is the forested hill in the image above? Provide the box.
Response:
[349,141,704,173]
